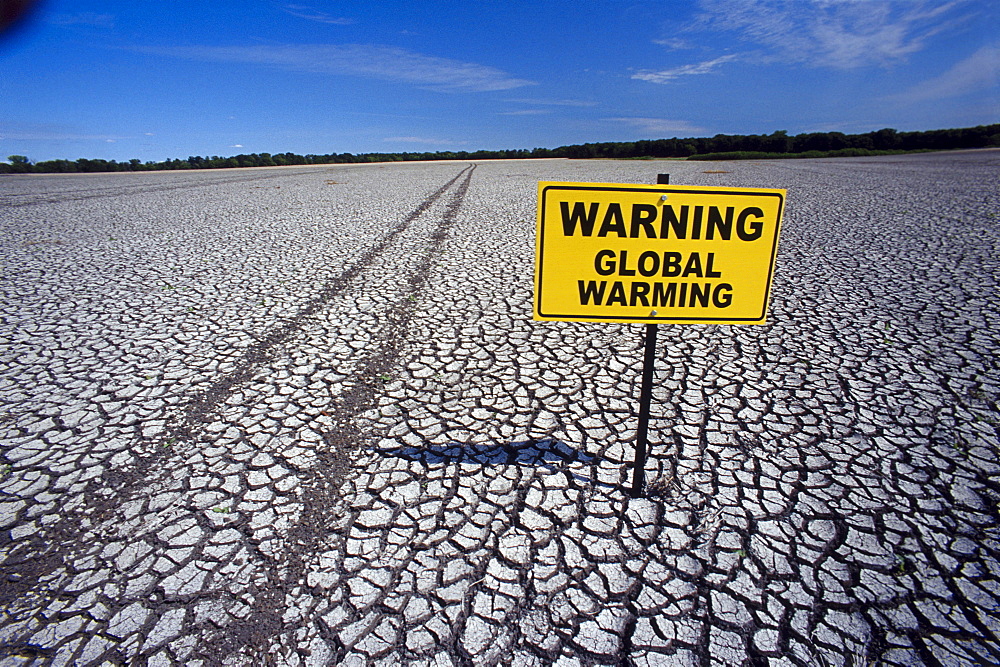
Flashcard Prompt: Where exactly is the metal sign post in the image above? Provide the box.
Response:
[630,173,668,497]
[630,320,659,497]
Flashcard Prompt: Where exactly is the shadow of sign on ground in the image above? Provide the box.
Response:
[370,436,625,490]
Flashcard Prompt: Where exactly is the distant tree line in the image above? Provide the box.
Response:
[3,124,998,174]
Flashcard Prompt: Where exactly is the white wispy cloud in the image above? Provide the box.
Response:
[889,44,1000,102]
[0,123,126,142]
[503,98,598,107]
[689,0,973,69]
[136,44,534,92]
[383,137,467,145]
[652,38,694,50]
[606,118,704,135]
[230,144,244,148]
[632,54,739,83]
[283,5,354,25]
[499,109,551,116]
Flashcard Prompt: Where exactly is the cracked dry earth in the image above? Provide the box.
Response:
[1,153,998,666]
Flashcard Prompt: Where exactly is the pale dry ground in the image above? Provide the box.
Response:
[1,152,999,665]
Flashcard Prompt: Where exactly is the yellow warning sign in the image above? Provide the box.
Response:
[535,181,785,324]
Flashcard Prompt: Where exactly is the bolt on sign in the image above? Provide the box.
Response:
[534,182,785,325]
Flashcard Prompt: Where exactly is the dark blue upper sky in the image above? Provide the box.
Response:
[2,0,997,162]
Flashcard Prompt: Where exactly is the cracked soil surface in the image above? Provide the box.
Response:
[1,153,999,665]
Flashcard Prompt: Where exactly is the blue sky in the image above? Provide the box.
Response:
[1,0,997,162]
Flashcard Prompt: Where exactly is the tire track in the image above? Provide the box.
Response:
[208,165,477,660]
[166,164,474,447]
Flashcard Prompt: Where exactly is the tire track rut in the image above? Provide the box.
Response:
[165,165,473,446]
[201,165,477,660]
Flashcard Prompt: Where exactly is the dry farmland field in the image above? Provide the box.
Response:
[1,152,999,666]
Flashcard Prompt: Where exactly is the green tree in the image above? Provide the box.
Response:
[6,155,31,173]
[871,128,901,150]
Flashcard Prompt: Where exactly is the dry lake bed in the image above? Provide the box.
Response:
[1,152,999,665]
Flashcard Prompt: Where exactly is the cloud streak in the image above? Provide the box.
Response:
[606,117,704,135]
[636,2,978,89]
[503,98,598,107]
[0,122,126,142]
[889,44,1000,102]
[499,109,551,116]
[652,38,694,50]
[137,44,534,92]
[283,5,354,25]
[383,136,467,145]
[690,0,972,69]
[632,54,739,84]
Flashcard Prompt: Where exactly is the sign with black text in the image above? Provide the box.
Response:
[535,182,785,324]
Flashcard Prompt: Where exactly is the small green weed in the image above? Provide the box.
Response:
[212,507,231,514]
[951,438,972,457]
[0,464,11,479]
[379,374,392,382]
